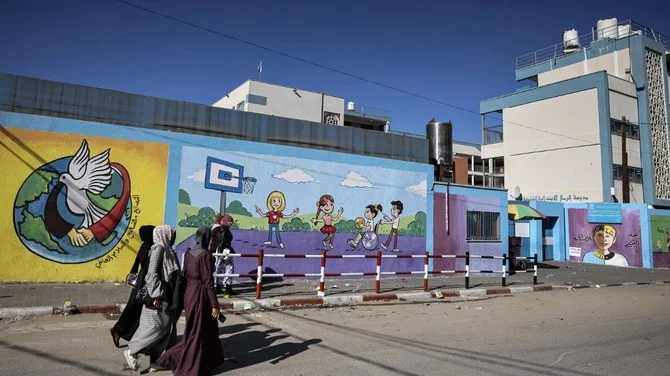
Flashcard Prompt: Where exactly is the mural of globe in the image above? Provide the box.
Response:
[12,157,132,264]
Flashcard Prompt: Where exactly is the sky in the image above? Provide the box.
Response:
[1,0,668,144]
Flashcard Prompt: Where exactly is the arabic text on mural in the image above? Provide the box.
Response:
[95,195,141,269]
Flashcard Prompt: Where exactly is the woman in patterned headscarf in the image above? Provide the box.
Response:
[124,225,180,372]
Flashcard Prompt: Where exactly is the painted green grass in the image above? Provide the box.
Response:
[175,203,417,244]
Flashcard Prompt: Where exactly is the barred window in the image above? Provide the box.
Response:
[466,211,500,242]
[610,119,640,140]
[612,164,643,183]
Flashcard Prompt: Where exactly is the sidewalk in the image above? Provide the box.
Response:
[2,261,670,318]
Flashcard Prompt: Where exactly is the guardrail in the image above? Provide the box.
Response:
[212,250,538,299]
[516,19,670,70]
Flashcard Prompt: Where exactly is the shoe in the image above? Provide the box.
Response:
[279,243,284,249]
[392,248,400,253]
[347,239,357,248]
[124,349,139,371]
[148,363,167,372]
[329,243,334,249]
[322,240,327,247]
[110,328,121,348]
[223,294,231,299]
[380,244,387,250]
[264,241,271,245]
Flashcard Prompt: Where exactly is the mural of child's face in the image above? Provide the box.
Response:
[321,199,334,214]
[391,204,399,217]
[271,197,282,210]
[594,230,615,251]
[364,208,373,219]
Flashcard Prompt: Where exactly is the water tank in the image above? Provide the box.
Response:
[563,29,580,53]
[596,18,619,40]
[347,101,355,111]
[426,119,453,182]
[618,24,632,38]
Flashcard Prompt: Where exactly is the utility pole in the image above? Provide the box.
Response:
[621,116,630,203]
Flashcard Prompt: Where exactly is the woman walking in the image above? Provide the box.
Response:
[110,225,155,348]
[158,225,225,375]
[124,225,180,372]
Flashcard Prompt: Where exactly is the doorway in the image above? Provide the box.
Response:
[542,217,558,261]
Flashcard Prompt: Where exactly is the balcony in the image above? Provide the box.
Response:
[483,125,503,145]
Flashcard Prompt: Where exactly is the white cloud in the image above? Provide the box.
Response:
[340,171,376,188]
[272,168,319,184]
[187,169,206,182]
[405,180,427,197]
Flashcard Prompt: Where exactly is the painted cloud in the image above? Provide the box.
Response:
[405,179,427,197]
[187,169,206,182]
[340,171,376,188]
[272,168,319,184]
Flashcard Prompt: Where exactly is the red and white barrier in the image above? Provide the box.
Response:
[211,249,539,299]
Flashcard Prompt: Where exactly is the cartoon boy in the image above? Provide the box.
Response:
[380,200,403,253]
[582,224,629,267]
[347,204,382,250]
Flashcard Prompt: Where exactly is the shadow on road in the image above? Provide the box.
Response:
[214,326,321,373]
[0,339,120,376]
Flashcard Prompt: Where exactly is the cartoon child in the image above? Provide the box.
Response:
[347,204,382,250]
[582,224,629,267]
[380,200,403,253]
[255,191,299,249]
[313,194,344,249]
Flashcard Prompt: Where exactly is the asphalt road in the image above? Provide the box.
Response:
[0,285,669,375]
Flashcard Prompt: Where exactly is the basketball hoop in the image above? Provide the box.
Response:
[242,177,257,195]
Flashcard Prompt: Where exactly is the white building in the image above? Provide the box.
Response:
[213,80,391,132]
[452,141,504,188]
[480,19,670,206]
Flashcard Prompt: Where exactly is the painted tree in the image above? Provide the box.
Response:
[178,189,191,205]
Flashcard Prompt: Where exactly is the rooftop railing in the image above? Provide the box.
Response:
[346,103,392,120]
[516,20,670,70]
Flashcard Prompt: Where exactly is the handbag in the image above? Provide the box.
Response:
[135,246,164,309]
[172,267,187,315]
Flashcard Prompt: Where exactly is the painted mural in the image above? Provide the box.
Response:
[433,193,504,274]
[175,146,428,277]
[567,208,642,268]
[0,127,168,281]
[650,214,670,268]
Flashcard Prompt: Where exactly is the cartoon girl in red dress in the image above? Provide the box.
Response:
[313,194,344,249]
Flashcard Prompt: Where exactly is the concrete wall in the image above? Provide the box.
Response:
[243,81,344,125]
[538,48,632,86]
[432,184,509,273]
[0,110,432,282]
[496,89,603,203]
[564,203,650,268]
[649,209,670,268]
[452,157,469,185]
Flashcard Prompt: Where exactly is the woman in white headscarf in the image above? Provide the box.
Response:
[124,225,180,372]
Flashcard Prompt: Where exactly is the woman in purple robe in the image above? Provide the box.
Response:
[158,225,225,375]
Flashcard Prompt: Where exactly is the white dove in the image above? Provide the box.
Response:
[58,139,113,229]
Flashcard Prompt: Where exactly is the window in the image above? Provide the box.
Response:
[612,164,643,183]
[235,101,245,110]
[466,211,500,242]
[610,119,640,140]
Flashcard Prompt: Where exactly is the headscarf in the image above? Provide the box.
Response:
[139,225,155,245]
[151,225,179,282]
[191,226,211,257]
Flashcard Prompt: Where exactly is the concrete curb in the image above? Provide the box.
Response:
[1,281,668,319]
